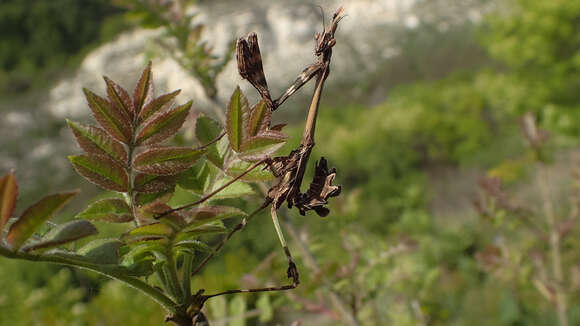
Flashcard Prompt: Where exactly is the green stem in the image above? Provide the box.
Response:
[164,248,184,302]
[0,246,177,313]
[182,254,193,302]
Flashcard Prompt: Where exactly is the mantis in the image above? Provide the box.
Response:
[160,7,345,324]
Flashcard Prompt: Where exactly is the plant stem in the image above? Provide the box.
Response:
[0,245,177,313]
[538,164,568,326]
[182,254,193,302]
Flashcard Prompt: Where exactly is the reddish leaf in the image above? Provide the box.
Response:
[83,88,133,144]
[248,99,270,137]
[133,61,154,115]
[0,171,18,231]
[134,147,205,176]
[134,173,177,193]
[22,219,98,252]
[67,120,127,163]
[76,198,133,223]
[138,89,181,124]
[6,191,79,250]
[136,101,192,145]
[104,76,134,119]
[270,123,287,132]
[69,154,129,192]
[226,86,250,151]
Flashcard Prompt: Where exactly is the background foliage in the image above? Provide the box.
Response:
[2,0,580,325]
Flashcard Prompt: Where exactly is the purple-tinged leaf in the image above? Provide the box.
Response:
[22,219,97,252]
[238,131,287,161]
[136,101,192,145]
[133,61,154,115]
[138,89,181,124]
[104,76,134,119]
[178,161,211,195]
[270,123,287,132]
[78,238,123,264]
[67,120,128,163]
[226,160,274,182]
[76,198,133,223]
[226,86,250,151]
[5,191,79,250]
[83,88,133,144]
[134,147,205,176]
[186,206,246,228]
[0,171,18,231]
[248,100,270,137]
[138,201,185,228]
[134,173,177,194]
[69,154,129,192]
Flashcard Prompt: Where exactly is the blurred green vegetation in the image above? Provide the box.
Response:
[0,0,127,95]
[2,0,580,325]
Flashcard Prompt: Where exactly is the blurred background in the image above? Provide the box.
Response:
[2,0,580,325]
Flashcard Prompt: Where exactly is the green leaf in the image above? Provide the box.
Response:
[104,76,134,119]
[121,242,163,276]
[226,160,274,182]
[83,88,133,144]
[238,131,287,161]
[136,100,193,145]
[5,191,79,250]
[22,219,98,252]
[248,99,270,137]
[0,171,18,231]
[135,190,173,206]
[208,177,254,200]
[206,135,229,169]
[178,223,227,239]
[186,206,246,228]
[134,173,177,193]
[139,90,181,123]
[134,147,205,176]
[174,239,212,253]
[226,86,250,151]
[229,296,246,326]
[177,161,211,195]
[67,120,127,163]
[69,154,129,192]
[257,293,273,322]
[196,115,223,144]
[133,61,154,115]
[76,198,133,223]
[78,238,123,264]
[123,223,175,243]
